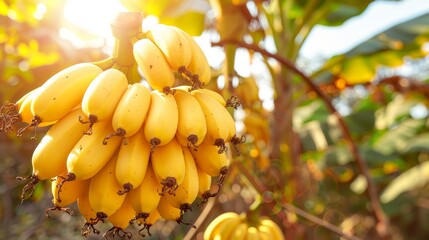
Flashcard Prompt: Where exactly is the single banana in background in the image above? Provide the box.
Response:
[115,130,151,195]
[259,218,285,240]
[245,227,260,240]
[191,141,230,177]
[133,38,176,93]
[66,121,122,182]
[173,88,207,148]
[165,147,199,212]
[81,68,128,133]
[151,138,185,195]
[143,90,178,150]
[30,63,102,124]
[257,224,275,240]
[230,222,248,240]
[106,82,151,141]
[146,24,192,71]
[213,214,243,239]
[128,163,162,223]
[88,153,126,219]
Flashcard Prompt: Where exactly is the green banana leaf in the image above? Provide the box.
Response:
[313,12,429,84]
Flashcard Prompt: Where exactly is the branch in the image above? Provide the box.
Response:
[212,39,391,239]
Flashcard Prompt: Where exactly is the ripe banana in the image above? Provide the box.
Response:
[128,163,162,221]
[151,138,185,195]
[66,120,122,181]
[77,187,100,237]
[203,212,240,240]
[116,130,151,195]
[51,172,89,207]
[133,38,176,93]
[176,28,211,88]
[246,227,260,240]
[143,90,178,150]
[31,63,102,123]
[191,142,230,177]
[197,166,212,197]
[107,194,135,237]
[81,68,128,133]
[193,88,226,107]
[192,90,234,152]
[107,82,151,141]
[257,225,275,240]
[173,88,207,148]
[259,218,285,240]
[32,108,88,181]
[146,24,192,71]
[165,147,199,212]
[230,222,248,240]
[213,214,243,240]
[88,154,126,218]
[157,196,182,222]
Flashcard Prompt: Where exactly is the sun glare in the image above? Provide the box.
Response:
[62,0,126,47]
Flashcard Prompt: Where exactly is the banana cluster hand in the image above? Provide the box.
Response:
[0,23,245,239]
[204,212,285,240]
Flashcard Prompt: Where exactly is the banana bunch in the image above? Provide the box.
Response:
[204,212,285,240]
[0,22,246,239]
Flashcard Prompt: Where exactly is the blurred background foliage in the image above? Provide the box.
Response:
[2,0,429,239]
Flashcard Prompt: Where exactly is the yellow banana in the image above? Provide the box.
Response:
[245,227,260,240]
[32,108,88,181]
[143,90,178,150]
[133,38,176,93]
[257,225,275,240]
[192,90,233,152]
[77,187,100,237]
[175,28,211,88]
[151,138,185,195]
[204,212,240,240]
[116,130,151,195]
[197,166,212,197]
[88,154,126,218]
[157,196,182,222]
[230,222,248,240]
[214,215,242,240]
[136,209,161,237]
[191,142,230,177]
[128,163,161,221]
[107,82,151,140]
[31,63,102,123]
[259,218,285,240]
[81,68,128,133]
[165,147,199,212]
[173,88,206,148]
[193,88,226,107]
[146,24,192,71]
[106,194,135,239]
[66,120,122,181]
[51,172,89,208]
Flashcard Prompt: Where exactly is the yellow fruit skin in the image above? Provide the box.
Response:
[259,218,285,240]
[116,131,151,194]
[31,63,102,122]
[66,121,122,180]
[89,154,126,217]
[157,196,181,221]
[133,39,176,92]
[191,142,230,177]
[165,147,199,210]
[151,138,185,194]
[51,172,89,207]
[128,163,162,216]
[32,108,88,180]
[143,90,178,149]
[230,222,248,240]
[173,88,207,147]
[204,212,240,240]
[108,194,136,230]
[111,82,151,137]
[194,88,226,106]
[147,24,192,71]
[197,166,212,197]
[82,68,128,123]
[192,90,231,148]
[77,188,97,223]
[245,227,259,240]
[257,225,275,240]
[214,215,242,240]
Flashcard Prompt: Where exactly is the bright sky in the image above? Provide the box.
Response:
[301,0,429,58]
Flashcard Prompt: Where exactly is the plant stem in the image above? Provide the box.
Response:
[212,39,391,239]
